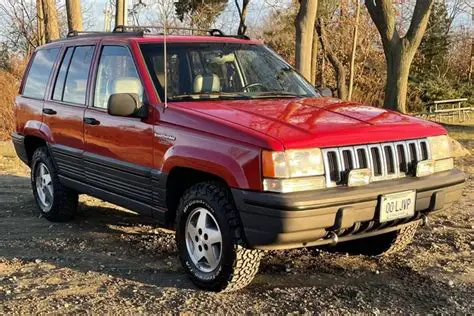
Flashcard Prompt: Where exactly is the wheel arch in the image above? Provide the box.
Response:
[165,166,230,226]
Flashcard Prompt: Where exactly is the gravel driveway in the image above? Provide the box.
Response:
[0,139,472,314]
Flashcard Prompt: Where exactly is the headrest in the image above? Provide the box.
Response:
[112,77,142,95]
[193,74,221,94]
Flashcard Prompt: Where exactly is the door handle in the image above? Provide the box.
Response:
[83,117,101,126]
[42,108,57,115]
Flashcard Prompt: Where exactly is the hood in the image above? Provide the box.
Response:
[173,97,446,149]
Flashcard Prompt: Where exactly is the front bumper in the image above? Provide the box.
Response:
[232,169,466,250]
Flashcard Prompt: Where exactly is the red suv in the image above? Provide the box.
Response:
[12,27,465,292]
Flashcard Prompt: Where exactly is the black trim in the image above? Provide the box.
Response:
[11,133,28,165]
[59,175,167,222]
[49,144,169,220]
[83,152,153,205]
[50,144,85,182]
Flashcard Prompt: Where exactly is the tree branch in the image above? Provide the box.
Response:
[365,0,399,45]
[405,0,434,47]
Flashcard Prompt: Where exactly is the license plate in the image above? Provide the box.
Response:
[379,190,416,223]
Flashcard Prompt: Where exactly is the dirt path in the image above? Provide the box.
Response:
[0,141,472,314]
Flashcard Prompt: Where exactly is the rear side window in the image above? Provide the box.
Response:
[52,48,74,101]
[56,46,94,105]
[22,48,59,99]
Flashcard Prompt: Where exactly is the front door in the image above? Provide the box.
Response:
[83,44,155,216]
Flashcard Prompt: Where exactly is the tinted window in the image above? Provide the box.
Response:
[52,48,74,101]
[94,46,143,108]
[63,46,94,105]
[23,48,59,99]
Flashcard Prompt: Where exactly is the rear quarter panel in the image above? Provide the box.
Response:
[15,96,44,136]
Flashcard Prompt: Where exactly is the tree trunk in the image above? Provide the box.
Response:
[317,18,348,99]
[236,0,250,35]
[310,26,318,85]
[383,41,415,113]
[295,0,319,81]
[36,0,45,46]
[42,0,59,42]
[115,0,125,28]
[66,0,83,33]
[348,0,360,100]
[365,0,434,113]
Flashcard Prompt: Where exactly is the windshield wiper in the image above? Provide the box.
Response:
[169,92,251,101]
[251,91,306,98]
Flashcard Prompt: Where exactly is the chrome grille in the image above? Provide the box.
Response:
[322,139,430,187]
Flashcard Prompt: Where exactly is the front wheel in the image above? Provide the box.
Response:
[176,182,262,292]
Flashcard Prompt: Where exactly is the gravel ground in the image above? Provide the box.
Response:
[0,129,472,314]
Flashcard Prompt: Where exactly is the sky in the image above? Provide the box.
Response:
[85,0,290,34]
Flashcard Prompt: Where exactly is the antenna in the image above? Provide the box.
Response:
[163,21,168,109]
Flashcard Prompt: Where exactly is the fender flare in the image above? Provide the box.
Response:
[162,145,250,189]
[23,120,54,143]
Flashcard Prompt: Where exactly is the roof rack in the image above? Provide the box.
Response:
[113,25,250,40]
[63,26,250,40]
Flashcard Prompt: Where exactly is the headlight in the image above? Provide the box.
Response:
[428,135,452,160]
[262,149,324,178]
[262,149,325,193]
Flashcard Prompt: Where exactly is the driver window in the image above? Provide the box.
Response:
[94,46,144,109]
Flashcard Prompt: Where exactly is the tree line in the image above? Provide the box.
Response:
[0,0,472,115]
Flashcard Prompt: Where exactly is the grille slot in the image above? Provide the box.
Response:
[322,138,430,187]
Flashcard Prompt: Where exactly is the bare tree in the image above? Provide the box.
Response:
[236,0,250,35]
[365,0,434,113]
[316,17,347,99]
[295,0,319,81]
[65,0,82,32]
[42,0,59,42]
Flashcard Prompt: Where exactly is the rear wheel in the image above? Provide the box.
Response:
[326,222,419,256]
[31,147,78,222]
[176,182,262,292]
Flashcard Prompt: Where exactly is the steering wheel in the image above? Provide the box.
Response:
[243,82,266,92]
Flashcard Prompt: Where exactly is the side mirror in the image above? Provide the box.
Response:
[317,87,333,98]
[108,93,139,117]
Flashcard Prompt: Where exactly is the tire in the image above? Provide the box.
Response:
[31,146,78,222]
[176,182,262,292]
[325,222,420,257]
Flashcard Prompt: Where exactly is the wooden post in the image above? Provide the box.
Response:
[348,0,360,100]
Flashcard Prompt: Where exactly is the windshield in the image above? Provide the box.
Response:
[140,43,318,101]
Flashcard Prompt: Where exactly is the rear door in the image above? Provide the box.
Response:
[16,47,60,137]
[43,42,97,182]
[83,43,155,216]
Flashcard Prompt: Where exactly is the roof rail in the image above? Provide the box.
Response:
[61,26,250,41]
[66,30,144,38]
[113,25,250,40]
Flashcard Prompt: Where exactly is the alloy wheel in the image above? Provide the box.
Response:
[35,162,54,212]
[185,207,223,273]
